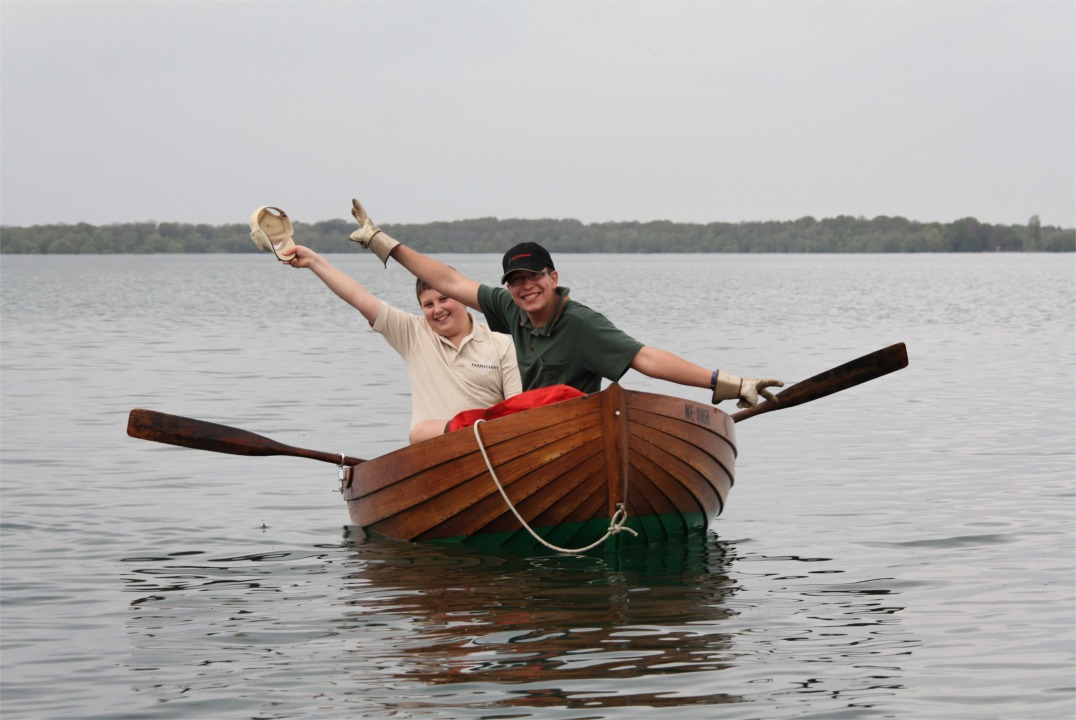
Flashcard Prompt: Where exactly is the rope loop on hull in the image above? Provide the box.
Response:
[472,419,638,553]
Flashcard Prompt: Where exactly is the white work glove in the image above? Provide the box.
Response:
[349,198,400,266]
[711,370,784,409]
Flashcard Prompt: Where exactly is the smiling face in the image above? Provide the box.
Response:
[418,288,471,342]
[505,268,558,327]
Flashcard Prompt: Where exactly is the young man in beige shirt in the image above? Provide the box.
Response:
[284,245,522,443]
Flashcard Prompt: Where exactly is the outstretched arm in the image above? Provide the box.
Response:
[349,198,481,311]
[285,245,380,325]
[630,346,712,387]
[389,245,481,311]
[630,346,784,408]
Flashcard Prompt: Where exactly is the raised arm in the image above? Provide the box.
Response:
[391,245,480,310]
[285,245,380,325]
[630,345,784,408]
[349,199,481,311]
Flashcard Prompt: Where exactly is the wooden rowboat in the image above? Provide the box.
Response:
[127,343,908,552]
[342,383,736,549]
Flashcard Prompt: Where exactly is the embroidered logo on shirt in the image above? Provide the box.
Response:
[471,362,496,374]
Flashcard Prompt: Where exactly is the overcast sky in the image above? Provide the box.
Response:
[2,0,1073,229]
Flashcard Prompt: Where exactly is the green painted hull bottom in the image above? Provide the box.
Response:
[423,511,714,552]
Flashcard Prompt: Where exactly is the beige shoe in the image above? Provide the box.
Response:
[249,206,297,260]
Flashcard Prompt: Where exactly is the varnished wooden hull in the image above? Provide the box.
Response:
[341,383,737,549]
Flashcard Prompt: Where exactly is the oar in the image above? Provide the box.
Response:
[128,343,907,459]
[731,342,909,423]
[127,408,365,466]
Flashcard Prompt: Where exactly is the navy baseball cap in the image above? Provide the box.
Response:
[500,242,555,284]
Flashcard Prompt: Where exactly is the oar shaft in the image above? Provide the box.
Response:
[127,409,364,466]
[731,342,908,423]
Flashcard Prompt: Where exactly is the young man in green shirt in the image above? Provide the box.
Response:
[348,199,783,408]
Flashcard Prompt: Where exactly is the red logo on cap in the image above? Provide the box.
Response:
[510,253,532,262]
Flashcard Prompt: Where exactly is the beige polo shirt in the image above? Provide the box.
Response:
[372,300,522,429]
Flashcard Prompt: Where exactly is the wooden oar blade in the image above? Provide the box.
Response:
[768,342,908,409]
[732,342,908,422]
[129,408,288,456]
[127,409,364,465]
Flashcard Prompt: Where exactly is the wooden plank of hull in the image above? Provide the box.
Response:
[625,390,735,509]
[452,447,609,538]
[352,411,602,528]
[342,383,737,547]
[629,419,731,516]
[347,393,607,540]
[621,390,735,543]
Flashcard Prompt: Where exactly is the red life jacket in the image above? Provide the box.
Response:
[447,385,586,432]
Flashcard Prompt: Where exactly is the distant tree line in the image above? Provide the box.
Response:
[1,214,1072,254]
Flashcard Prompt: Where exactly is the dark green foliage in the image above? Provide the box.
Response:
[1,215,1072,254]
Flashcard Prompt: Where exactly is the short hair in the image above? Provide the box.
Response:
[415,267,455,304]
[415,277,433,302]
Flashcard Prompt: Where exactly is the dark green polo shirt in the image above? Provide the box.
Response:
[477,285,644,393]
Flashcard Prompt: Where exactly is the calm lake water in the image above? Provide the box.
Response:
[1,252,1073,719]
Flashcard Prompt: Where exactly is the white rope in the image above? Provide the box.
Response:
[472,419,637,554]
[337,452,346,493]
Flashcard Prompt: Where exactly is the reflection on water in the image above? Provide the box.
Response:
[335,531,741,703]
[122,531,914,718]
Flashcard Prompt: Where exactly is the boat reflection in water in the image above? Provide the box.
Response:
[123,529,912,716]
[334,528,745,710]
